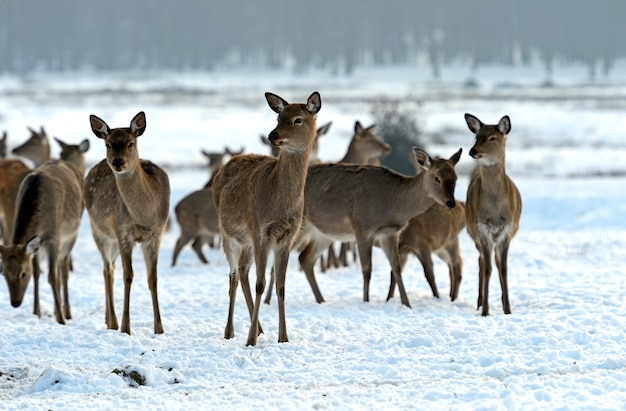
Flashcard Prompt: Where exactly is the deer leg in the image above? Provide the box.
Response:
[298,238,331,304]
[237,247,262,335]
[45,245,65,325]
[32,257,41,318]
[263,266,275,305]
[119,241,135,335]
[327,244,338,270]
[246,241,269,346]
[191,237,209,264]
[478,243,493,316]
[495,239,512,315]
[273,245,291,343]
[447,240,463,302]
[223,238,242,339]
[171,232,191,267]
[143,239,164,334]
[387,249,409,300]
[379,235,411,308]
[416,249,439,299]
[355,236,374,303]
[61,255,72,320]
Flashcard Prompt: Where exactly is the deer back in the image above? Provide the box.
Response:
[175,186,219,237]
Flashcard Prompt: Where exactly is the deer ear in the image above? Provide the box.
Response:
[464,113,483,134]
[497,115,511,135]
[265,92,289,113]
[412,147,432,170]
[354,121,364,134]
[79,139,90,153]
[90,115,110,139]
[130,112,146,137]
[25,236,40,256]
[450,148,462,165]
[54,137,68,149]
[316,122,332,137]
[306,91,321,114]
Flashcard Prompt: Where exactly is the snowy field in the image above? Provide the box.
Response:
[0,65,625,410]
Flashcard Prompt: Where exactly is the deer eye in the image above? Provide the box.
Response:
[294,118,302,125]
[20,272,26,279]
[128,142,134,149]
[105,143,111,149]
[488,136,497,142]
[435,176,442,184]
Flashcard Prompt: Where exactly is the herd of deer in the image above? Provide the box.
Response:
[0,91,522,346]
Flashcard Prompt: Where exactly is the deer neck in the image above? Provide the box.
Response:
[340,141,364,164]
[390,172,438,222]
[474,158,507,193]
[273,148,311,202]
[113,165,159,222]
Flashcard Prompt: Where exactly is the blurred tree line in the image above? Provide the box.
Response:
[0,0,623,78]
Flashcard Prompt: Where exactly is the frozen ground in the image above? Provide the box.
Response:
[0,65,625,410]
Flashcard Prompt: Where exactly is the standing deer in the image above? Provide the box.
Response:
[0,127,52,244]
[212,91,322,346]
[389,200,466,301]
[84,112,170,334]
[296,147,462,307]
[0,151,86,323]
[464,113,522,316]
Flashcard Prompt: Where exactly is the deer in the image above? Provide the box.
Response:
[295,147,462,307]
[464,113,522,316]
[212,91,322,346]
[84,111,170,334]
[386,152,466,302]
[0,147,87,323]
[0,127,52,244]
[388,199,466,302]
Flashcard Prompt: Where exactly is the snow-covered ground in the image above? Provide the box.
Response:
[0,65,625,410]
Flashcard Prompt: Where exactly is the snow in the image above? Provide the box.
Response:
[0,65,625,410]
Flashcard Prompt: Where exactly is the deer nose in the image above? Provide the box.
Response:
[446,200,456,209]
[11,299,22,308]
[469,148,478,158]
[111,158,125,169]
[268,130,279,144]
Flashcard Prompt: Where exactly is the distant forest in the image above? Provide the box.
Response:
[0,0,624,78]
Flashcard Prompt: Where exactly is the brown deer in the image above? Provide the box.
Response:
[84,111,170,334]
[0,155,86,323]
[212,91,322,346]
[296,147,462,307]
[0,127,52,244]
[54,137,90,175]
[464,113,522,316]
[389,200,466,301]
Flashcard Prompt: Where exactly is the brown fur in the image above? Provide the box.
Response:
[84,111,170,334]
[464,113,522,316]
[212,91,321,346]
